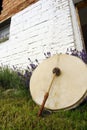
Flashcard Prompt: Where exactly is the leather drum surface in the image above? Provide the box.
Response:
[30,54,87,110]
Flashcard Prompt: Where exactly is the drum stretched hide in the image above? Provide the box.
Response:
[30,54,87,110]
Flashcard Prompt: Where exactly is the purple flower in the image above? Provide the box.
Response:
[35,59,39,64]
[67,49,87,64]
[30,63,36,70]
[47,52,51,57]
[44,52,51,58]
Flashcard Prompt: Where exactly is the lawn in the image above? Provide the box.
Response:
[0,87,87,130]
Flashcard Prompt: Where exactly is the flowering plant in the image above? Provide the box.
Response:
[66,49,87,64]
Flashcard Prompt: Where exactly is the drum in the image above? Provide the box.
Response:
[30,54,87,111]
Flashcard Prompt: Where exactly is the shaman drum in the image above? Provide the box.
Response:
[30,54,87,110]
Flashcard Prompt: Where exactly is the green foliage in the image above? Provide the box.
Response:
[0,67,25,89]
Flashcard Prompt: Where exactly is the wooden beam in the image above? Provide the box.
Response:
[76,1,87,9]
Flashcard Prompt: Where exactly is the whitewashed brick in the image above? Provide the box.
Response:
[0,0,82,69]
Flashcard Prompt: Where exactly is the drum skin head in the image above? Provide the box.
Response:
[30,54,87,110]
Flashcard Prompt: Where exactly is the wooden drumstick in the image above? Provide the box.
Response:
[38,67,61,116]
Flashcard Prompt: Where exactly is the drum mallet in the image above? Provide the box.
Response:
[38,67,61,116]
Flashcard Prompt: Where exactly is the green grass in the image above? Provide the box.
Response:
[0,67,25,89]
[0,91,87,130]
[0,67,87,130]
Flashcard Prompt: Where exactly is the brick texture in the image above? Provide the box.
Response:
[0,0,38,22]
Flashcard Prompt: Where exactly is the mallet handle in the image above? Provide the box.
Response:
[38,67,61,116]
[38,92,49,116]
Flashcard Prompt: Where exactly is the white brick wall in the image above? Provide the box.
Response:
[0,0,81,69]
